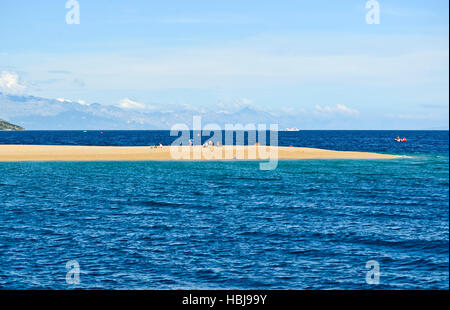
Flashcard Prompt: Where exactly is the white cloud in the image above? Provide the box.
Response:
[117,98,146,110]
[56,97,90,106]
[0,71,26,94]
[315,104,360,116]
[56,97,72,103]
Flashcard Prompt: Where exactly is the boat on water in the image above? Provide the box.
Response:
[395,136,407,143]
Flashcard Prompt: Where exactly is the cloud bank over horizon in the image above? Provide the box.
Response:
[0,90,447,130]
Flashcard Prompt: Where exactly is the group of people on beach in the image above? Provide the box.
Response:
[187,139,221,147]
[150,143,164,149]
[202,140,221,148]
[150,140,222,149]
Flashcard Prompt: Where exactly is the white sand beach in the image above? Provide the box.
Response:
[0,145,399,162]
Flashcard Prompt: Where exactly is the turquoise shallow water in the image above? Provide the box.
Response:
[0,131,448,289]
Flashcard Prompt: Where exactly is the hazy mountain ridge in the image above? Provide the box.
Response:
[0,92,304,130]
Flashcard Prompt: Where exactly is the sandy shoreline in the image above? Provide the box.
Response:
[0,145,399,162]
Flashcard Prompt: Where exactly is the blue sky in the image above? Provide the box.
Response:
[0,0,448,129]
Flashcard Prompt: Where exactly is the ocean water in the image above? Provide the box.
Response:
[0,131,448,289]
[0,130,447,155]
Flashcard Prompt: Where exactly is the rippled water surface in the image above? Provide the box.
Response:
[0,131,448,289]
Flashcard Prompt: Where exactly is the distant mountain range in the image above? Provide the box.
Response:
[0,92,306,130]
[0,118,24,130]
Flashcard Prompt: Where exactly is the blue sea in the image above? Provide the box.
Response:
[0,130,448,289]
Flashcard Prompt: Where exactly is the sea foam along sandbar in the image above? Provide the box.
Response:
[0,145,399,162]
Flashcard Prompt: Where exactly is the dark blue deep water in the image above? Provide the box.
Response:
[0,130,448,155]
[0,131,448,289]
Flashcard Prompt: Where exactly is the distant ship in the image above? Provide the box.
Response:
[284,127,300,132]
